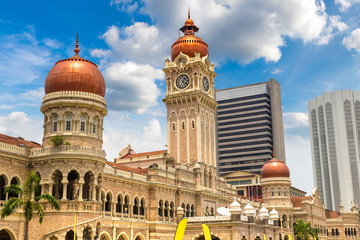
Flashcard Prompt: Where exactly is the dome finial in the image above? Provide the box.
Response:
[188,8,190,19]
[74,32,80,55]
[272,148,276,158]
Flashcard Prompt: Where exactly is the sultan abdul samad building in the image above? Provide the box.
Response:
[0,14,359,240]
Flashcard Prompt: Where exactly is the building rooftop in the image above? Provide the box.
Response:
[107,161,148,175]
[0,133,41,148]
[120,150,167,159]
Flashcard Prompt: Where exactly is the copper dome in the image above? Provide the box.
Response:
[171,12,208,61]
[261,153,290,178]
[44,35,106,97]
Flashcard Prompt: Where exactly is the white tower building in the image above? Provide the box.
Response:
[309,90,360,211]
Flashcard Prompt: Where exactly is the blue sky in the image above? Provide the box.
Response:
[1,0,360,193]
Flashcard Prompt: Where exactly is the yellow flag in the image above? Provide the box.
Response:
[263,234,267,240]
[288,234,293,240]
[202,224,212,240]
[174,219,188,240]
[74,213,77,240]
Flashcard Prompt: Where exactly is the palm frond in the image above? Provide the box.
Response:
[33,202,45,224]
[23,171,37,198]
[4,184,23,196]
[1,197,23,218]
[36,194,60,210]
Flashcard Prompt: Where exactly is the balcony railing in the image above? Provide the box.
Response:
[30,145,106,158]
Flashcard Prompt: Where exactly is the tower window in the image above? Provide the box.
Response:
[172,123,175,132]
[65,114,72,131]
[80,115,86,132]
[93,118,98,134]
[53,115,58,132]
[192,120,195,129]
[182,122,185,130]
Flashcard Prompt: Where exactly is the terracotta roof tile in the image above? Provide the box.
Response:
[120,150,166,159]
[107,162,148,175]
[0,133,41,148]
[291,197,305,207]
[326,210,340,219]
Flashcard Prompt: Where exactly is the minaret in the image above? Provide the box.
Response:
[41,35,107,148]
[163,13,217,167]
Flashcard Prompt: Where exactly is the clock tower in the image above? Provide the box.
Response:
[163,13,217,167]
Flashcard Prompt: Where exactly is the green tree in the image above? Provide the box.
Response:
[49,135,66,147]
[293,219,319,240]
[1,171,60,240]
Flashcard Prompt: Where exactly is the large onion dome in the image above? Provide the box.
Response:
[171,11,208,61]
[261,153,290,178]
[44,34,106,97]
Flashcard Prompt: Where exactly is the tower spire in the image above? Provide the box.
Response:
[74,32,80,55]
[188,8,190,19]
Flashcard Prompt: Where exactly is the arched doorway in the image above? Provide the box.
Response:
[255,237,261,240]
[65,230,77,240]
[83,226,92,240]
[0,229,15,240]
[241,236,247,240]
[67,170,80,200]
[8,177,19,198]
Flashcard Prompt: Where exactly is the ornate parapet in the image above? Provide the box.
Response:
[0,141,28,155]
[30,145,106,158]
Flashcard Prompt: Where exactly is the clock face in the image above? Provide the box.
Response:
[176,74,190,89]
[203,76,210,92]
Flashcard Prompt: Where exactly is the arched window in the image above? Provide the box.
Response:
[35,172,41,197]
[332,228,335,236]
[192,120,195,129]
[140,198,145,216]
[182,122,185,130]
[278,188,281,196]
[67,170,80,200]
[170,202,174,218]
[133,197,139,215]
[93,117,98,134]
[65,113,72,131]
[80,115,86,132]
[82,172,94,201]
[164,201,169,217]
[52,170,63,199]
[53,115,58,132]
[172,123,175,131]
[210,207,214,216]
[191,205,195,217]
[0,175,7,200]
[123,195,129,214]
[186,204,190,217]
[105,193,112,212]
[116,195,122,213]
[158,200,163,216]
[336,228,339,236]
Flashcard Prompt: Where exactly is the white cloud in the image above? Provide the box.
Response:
[0,112,43,143]
[91,49,112,58]
[97,23,167,66]
[130,0,347,63]
[20,87,44,102]
[103,61,164,114]
[343,28,360,53]
[143,119,162,140]
[0,31,53,85]
[335,0,360,11]
[111,0,138,13]
[0,105,13,110]
[283,112,309,128]
[271,68,283,75]
[43,38,62,49]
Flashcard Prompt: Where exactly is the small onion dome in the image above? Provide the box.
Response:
[243,200,256,217]
[261,153,290,178]
[229,197,242,214]
[194,163,201,169]
[258,204,269,220]
[45,34,106,97]
[269,207,280,220]
[171,12,208,61]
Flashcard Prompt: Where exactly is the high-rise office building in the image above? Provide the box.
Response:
[309,90,360,211]
[215,79,286,176]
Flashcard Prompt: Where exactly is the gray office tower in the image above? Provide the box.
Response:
[215,79,286,176]
[309,90,360,211]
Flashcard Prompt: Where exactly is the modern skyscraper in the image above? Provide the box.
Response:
[215,79,286,176]
[309,90,360,211]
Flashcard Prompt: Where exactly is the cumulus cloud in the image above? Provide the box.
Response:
[343,28,360,53]
[143,119,162,140]
[335,0,360,11]
[91,49,112,58]
[283,112,309,128]
[0,112,43,143]
[103,61,164,114]
[111,0,138,13]
[133,0,346,63]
